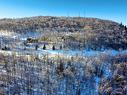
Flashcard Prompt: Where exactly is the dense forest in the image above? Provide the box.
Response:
[0,52,127,95]
[0,16,127,50]
[0,16,127,95]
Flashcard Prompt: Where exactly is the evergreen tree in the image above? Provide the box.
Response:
[124,26,127,30]
[120,22,125,28]
[52,45,55,50]
[43,44,46,50]
[35,45,39,50]
[60,45,62,50]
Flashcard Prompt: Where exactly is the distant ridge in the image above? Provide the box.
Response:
[0,16,120,32]
[0,16,127,50]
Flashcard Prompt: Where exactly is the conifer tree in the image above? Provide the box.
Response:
[43,44,46,50]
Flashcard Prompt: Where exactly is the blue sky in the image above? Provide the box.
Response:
[0,0,127,25]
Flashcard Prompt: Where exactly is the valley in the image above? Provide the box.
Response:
[0,16,127,95]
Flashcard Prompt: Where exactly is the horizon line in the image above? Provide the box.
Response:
[0,15,124,25]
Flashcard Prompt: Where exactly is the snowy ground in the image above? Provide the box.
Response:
[42,49,127,57]
[0,31,127,95]
[1,31,127,57]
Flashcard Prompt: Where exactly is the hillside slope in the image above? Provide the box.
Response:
[0,16,127,50]
[0,16,123,32]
